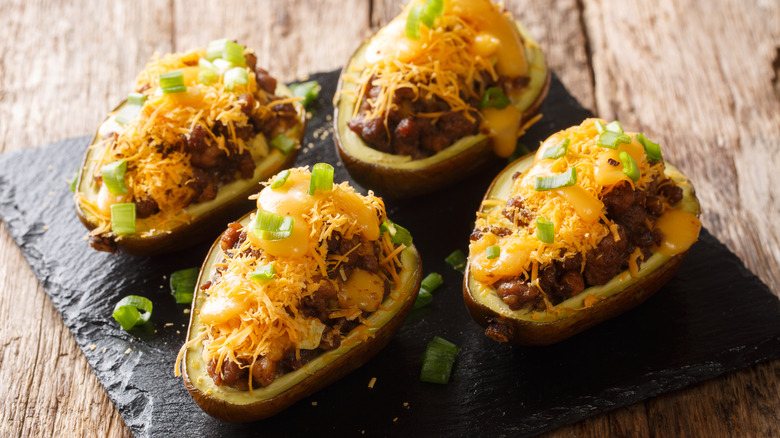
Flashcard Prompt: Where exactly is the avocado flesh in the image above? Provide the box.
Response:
[335,22,547,171]
[183,213,421,410]
[466,155,700,323]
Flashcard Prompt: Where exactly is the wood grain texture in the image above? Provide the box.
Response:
[0,0,778,437]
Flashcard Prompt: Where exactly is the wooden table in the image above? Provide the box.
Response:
[1,0,778,436]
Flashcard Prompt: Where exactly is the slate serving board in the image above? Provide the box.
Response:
[1,70,779,437]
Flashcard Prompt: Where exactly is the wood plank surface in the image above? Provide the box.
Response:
[0,0,778,436]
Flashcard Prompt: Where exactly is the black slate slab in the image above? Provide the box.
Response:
[1,70,779,437]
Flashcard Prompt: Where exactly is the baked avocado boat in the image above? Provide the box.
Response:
[74,40,305,255]
[334,0,549,198]
[176,165,422,422]
[463,119,701,345]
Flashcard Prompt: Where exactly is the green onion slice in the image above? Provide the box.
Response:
[486,245,501,259]
[380,220,413,247]
[101,160,128,195]
[250,263,276,282]
[115,93,146,125]
[636,133,663,161]
[223,67,248,91]
[110,203,136,235]
[223,41,246,66]
[420,272,443,293]
[534,167,577,191]
[198,68,217,85]
[413,290,433,310]
[270,169,291,189]
[536,217,554,244]
[270,134,297,155]
[206,38,229,61]
[541,138,570,160]
[445,249,467,273]
[595,120,607,134]
[112,295,152,331]
[597,130,632,149]
[289,80,321,109]
[620,151,640,181]
[160,70,186,94]
[212,59,234,75]
[420,336,461,384]
[406,5,424,39]
[606,120,624,134]
[170,267,198,304]
[421,0,444,28]
[69,171,78,192]
[308,163,334,195]
[479,87,511,109]
[253,210,294,240]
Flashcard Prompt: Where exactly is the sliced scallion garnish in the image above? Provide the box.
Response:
[486,245,501,259]
[606,120,624,134]
[198,68,217,85]
[270,134,297,155]
[445,249,467,273]
[534,167,577,191]
[536,217,554,244]
[413,290,433,310]
[101,160,128,195]
[170,267,199,304]
[270,169,291,189]
[253,210,294,240]
[541,138,570,160]
[420,336,461,384]
[595,120,607,134]
[421,0,444,28]
[308,163,334,195]
[212,58,234,75]
[289,80,321,109]
[160,71,186,94]
[206,38,229,61]
[420,272,443,293]
[597,130,632,149]
[112,295,152,331]
[620,151,640,181]
[636,133,663,161]
[406,5,424,39]
[223,41,246,66]
[223,67,248,91]
[479,87,511,110]
[115,93,146,125]
[380,220,413,246]
[110,203,136,235]
[69,170,78,192]
[250,263,276,282]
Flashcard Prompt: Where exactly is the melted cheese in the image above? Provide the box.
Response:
[655,208,702,255]
[338,270,385,313]
[481,106,522,157]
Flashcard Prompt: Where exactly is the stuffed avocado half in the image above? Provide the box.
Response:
[334,0,549,198]
[75,40,305,255]
[177,166,422,422]
[464,119,701,345]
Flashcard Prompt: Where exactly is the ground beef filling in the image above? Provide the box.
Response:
[473,177,683,311]
[204,227,396,390]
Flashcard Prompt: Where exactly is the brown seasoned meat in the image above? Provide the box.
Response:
[584,228,629,285]
[134,197,159,218]
[602,181,634,216]
[495,277,541,310]
[220,222,243,251]
[502,196,532,226]
[251,356,276,388]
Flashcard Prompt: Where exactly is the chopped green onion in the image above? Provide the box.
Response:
[212,58,234,75]
[115,93,146,125]
[206,38,229,61]
[486,245,501,259]
[620,151,640,181]
[479,87,511,109]
[380,220,413,247]
[198,68,217,85]
[270,169,291,189]
[421,0,444,28]
[606,120,624,134]
[289,81,321,109]
[250,263,276,282]
[597,130,632,149]
[110,203,136,235]
[536,217,554,244]
[112,295,152,331]
[223,67,248,91]
[308,163,334,195]
[636,133,663,161]
[69,171,78,192]
[413,290,433,310]
[223,41,246,66]
[101,160,128,195]
[507,143,530,163]
[595,120,607,134]
[170,267,198,304]
[420,336,461,384]
[420,272,443,293]
[541,138,570,160]
[534,167,577,191]
[270,134,297,155]
[406,5,423,39]
[160,71,186,94]
[253,210,294,240]
[445,249,467,273]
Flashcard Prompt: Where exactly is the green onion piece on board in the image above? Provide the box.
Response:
[594,120,607,134]
[270,134,297,155]
[541,138,570,160]
[636,133,663,161]
[507,143,530,163]
[223,67,248,91]
[170,267,199,304]
[534,167,577,191]
[420,336,461,384]
[413,290,433,310]
[116,93,146,125]
[69,171,78,192]
[289,81,321,109]
[486,245,501,259]
[536,217,554,243]
[270,169,291,189]
[420,272,443,293]
[620,151,640,181]
[112,295,153,331]
[253,210,294,240]
[308,163,334,195]
[110,203,136,235]
[250,263,276,282]
[406,5,424,39]
[160,71,186,94]
[421,0,444,28]
[597,130,632,149]
[479,87,511,109]
[206,38,229,61]
[223,41,246,66]
[445,249,467,273]
[606,120,624,134]
[101,160,128,195]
